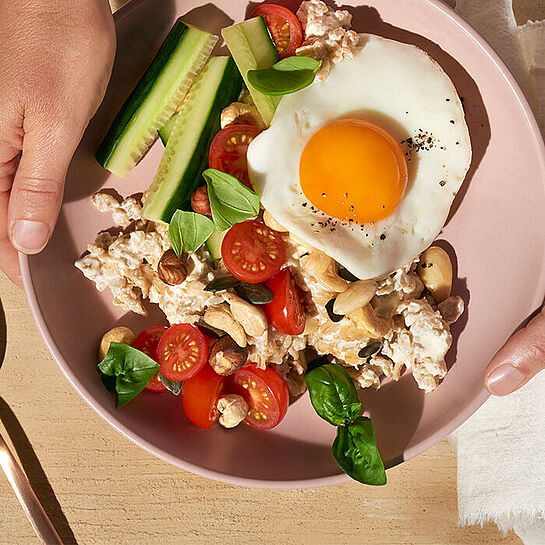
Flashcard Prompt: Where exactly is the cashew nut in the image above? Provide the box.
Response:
[217,394,249,428]
[220,102,265,130]
[300,250,349,292]
[348,304,392,338]
[203,303,247,347]
[333,279,377,315]
[263,210,288,232]
[99,326,136,360]
[417,246,452,302]
[221,292,268,337]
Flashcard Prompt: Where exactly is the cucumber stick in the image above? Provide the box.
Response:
[158,114,176,145]
[222,17,280,126]
[143,57,243,223]
[205,230,226,260]
[96,20,217,178]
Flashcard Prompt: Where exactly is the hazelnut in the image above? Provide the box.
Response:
[99,326,136,361]
[191,185,212,216]
[157,250,187,285]
[208,335,248,375]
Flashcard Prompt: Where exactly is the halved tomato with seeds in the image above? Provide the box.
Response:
[156,324,209,381]
[221,219,286,283]
[229,365,289,430]
[131,326,167,392]
[208,124,262,188]
[251,4,304,59]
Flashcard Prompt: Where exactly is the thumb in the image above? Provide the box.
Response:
[484,307,545,396]
[8,122,81,254]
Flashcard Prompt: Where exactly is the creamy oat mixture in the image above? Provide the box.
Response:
[76,190,463,395]
[296,0,361,80]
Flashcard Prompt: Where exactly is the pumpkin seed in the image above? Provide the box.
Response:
[338,267,359,282]
[158,372,183,395]
[204,276,240,292]
[235,282,274,304]
[326,298,344,322]
[358,341,383,360]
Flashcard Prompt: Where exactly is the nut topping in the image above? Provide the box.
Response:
[190,185,212,216]
[208,335,248,375]
[157,250,187,286]
[99,326,136,361]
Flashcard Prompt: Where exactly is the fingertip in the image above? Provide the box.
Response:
[10,219,50,254]
[484,363,527,396]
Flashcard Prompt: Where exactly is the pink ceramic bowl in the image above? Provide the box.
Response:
[21,0,545,487]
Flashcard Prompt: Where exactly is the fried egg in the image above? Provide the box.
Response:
[247,34,472,279]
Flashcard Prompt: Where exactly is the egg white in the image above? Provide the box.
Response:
[247,34,472,279]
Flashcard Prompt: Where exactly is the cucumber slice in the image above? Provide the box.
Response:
[222,16,280,126]
[158,114,177,145]
[96,20,217,178]
[143,56,243,223]
[205,229,226,260]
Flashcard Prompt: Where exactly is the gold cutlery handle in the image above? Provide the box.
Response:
[0,433,63,544]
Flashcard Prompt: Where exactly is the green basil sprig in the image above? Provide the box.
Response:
[98,343,160,407]
[203,168,260,231]
[305,363,361,426]
[247,56,321,96]
[333,416,387,486]
[305,363,387,486]
[168,209,215,257]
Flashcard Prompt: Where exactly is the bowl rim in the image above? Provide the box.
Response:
[21,0,545,488]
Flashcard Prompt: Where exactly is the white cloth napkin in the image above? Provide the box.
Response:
[449,2,545,542]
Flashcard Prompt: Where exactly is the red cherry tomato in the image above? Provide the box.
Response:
[132,326,168,392]
[230,365,289,430]
[265,268,306,335]
[221,219,286,284]
[182,365,226,429]
[251,4,304,59]
[157,324,209,381]
[209,124,262,188]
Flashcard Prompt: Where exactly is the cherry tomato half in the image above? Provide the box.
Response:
[132,326,168,392]
[209,124,262,188]
[157,324,209,381]
[182,364,226,429]
[230,365,289,430]
[265,268,306,335]
[251,4,304,59]
[221,219,286,284]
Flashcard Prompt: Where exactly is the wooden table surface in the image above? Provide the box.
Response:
[1,0,542,543]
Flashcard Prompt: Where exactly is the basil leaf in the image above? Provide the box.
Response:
[203,168,260,232]
[158,372,183,395]
[168,210,215,256]
[332,416,387,486]
[304,363,360,426]
[247,56,321,96]
[98,342,160,408]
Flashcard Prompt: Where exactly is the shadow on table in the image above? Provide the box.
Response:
[0,397,78,545]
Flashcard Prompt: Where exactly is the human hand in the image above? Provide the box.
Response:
[484,307,545,395]
[0,0,115,287]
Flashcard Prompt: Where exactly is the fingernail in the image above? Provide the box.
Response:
[11,220,50,254]
[486,364,526,396]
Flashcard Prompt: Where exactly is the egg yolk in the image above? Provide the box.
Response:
[299,119,408,224]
